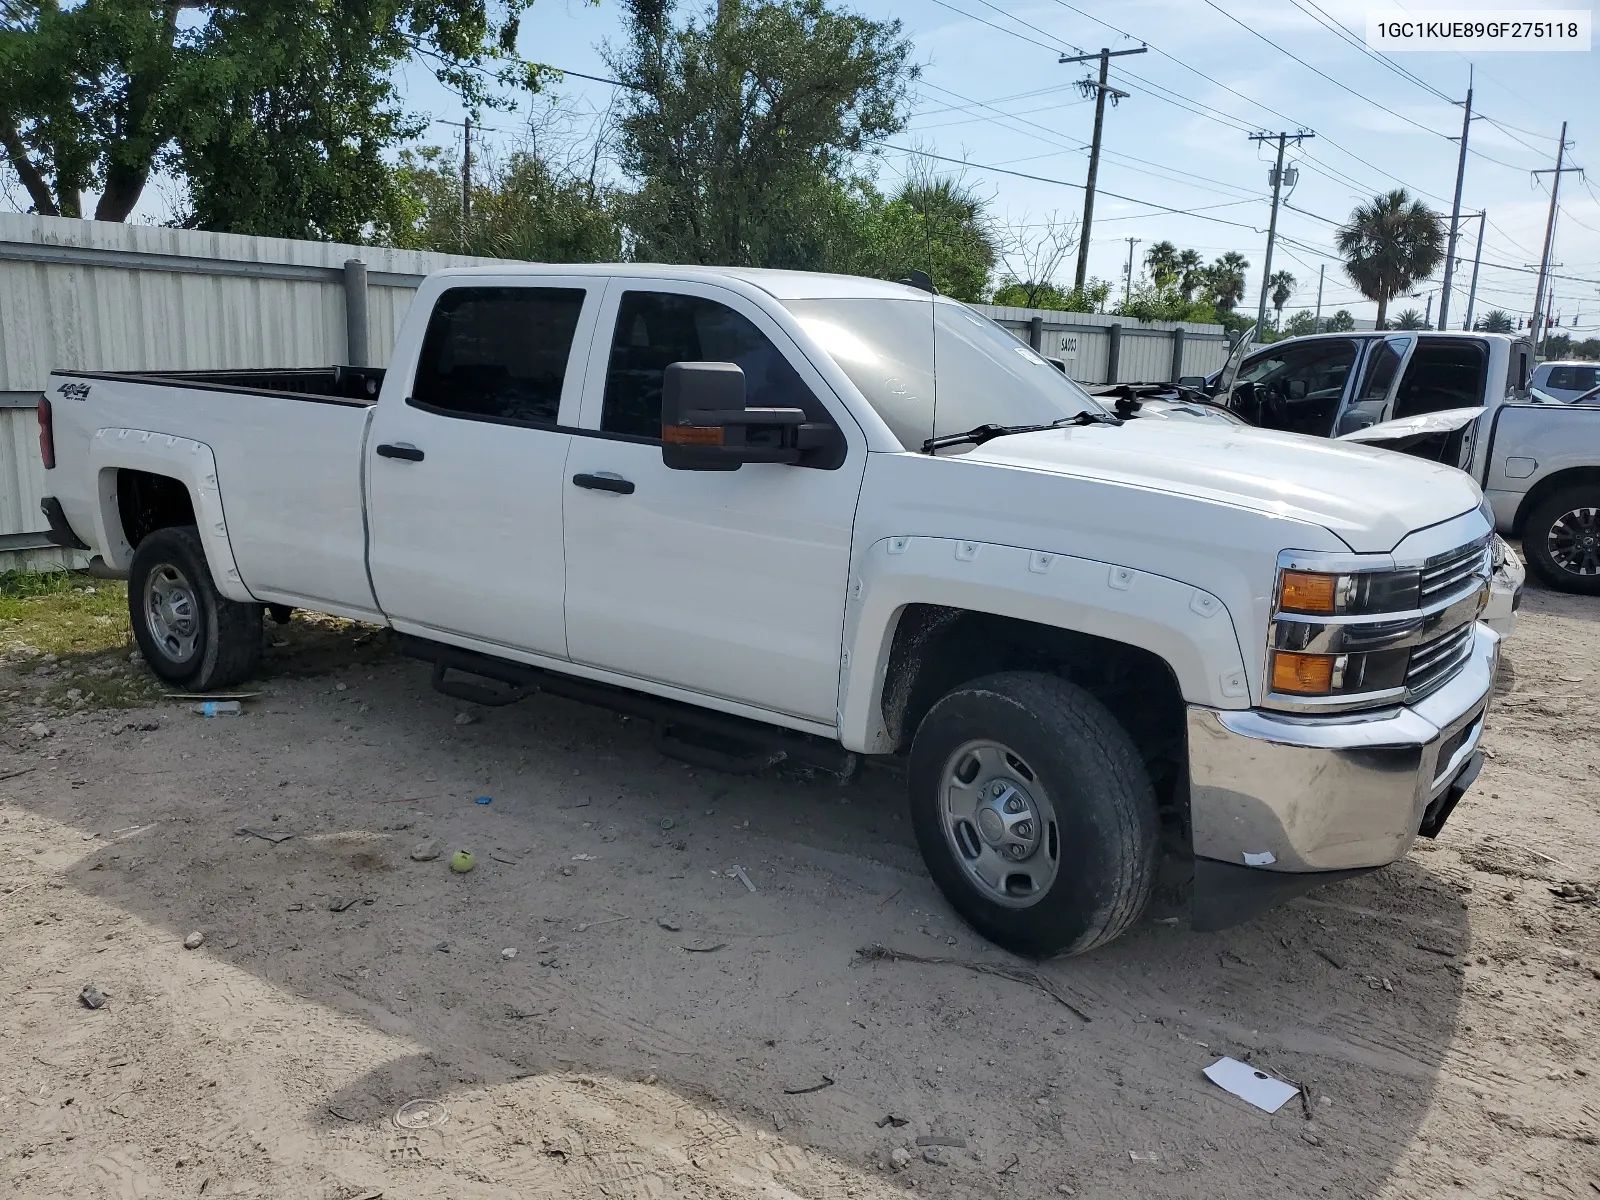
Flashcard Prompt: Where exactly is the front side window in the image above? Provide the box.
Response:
[412,287,586,425]
[1234,339,1358,436]
[1548,365,1600,392]
[601,291,827,440]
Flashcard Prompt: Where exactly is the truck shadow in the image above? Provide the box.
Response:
[7,652,1472,1199]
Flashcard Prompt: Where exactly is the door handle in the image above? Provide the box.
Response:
[572,472,635,495]
[376,443,425,462]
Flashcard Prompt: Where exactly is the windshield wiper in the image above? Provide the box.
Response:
[921,410,1122,453]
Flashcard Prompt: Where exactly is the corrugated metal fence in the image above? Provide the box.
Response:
[0,214,1238,572]
[974,304,1233,388]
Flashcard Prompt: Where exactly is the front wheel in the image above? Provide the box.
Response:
[128,526,263,690]
[907,671,1159,958]
[1522,486,1600,595]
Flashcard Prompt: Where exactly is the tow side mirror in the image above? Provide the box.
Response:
[661,361,819,472]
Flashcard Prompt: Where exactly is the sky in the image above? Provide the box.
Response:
[176,0,1600,332]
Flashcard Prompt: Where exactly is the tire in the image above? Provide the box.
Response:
[128,525,263,690]
[907,671,1159,958]
[1522,486,1600,595]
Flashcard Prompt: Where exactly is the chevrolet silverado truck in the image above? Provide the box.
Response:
[36,265,1499,957]
[1192,329,1600,594]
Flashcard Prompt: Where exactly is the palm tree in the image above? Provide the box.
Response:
[1144,240,1179,288]
[1176,249,1204,300]
[1392,308,1427,330]
[1476,309,1514,333]
[1268,270,1296,328]
[1205,252,1250,313]
[1335,189,1444,331]
[1325,309,1355,331]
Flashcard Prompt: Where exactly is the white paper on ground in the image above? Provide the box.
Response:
[1203,1057,1300,1113]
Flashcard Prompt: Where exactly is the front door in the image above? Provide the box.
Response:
[561,281,865,725]
[1333,336,1415,435]
[366,280,602,658]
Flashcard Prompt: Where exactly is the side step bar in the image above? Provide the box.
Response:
[400,635,859,778]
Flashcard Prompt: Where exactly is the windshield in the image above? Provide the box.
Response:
[782,297,1107,449]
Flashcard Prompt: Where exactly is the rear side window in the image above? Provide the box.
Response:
[1549,365,1600,391]
[412,287,586,425]
[600,291,827,441]
[1392,338,1489,419]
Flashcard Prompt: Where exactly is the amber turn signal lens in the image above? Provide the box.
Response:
[662,424,723,446]
[1278,570,1338,614]
[1272,651,1336,695]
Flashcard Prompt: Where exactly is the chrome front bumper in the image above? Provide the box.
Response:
[1187,622,1499,874]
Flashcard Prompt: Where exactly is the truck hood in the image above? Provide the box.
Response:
[964,418,1482,554]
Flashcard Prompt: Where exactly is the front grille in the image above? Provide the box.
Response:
[1407,621,1475,699]
[1421,541,1489,605]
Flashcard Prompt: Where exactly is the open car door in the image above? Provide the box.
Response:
[1336,406,1484,468]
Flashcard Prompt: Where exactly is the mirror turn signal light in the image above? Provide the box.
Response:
[1278,570,1339,614]
[663,424,724,446]
[1271,650,1337,695]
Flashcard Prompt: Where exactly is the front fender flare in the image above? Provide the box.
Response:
[837,536,1252,753]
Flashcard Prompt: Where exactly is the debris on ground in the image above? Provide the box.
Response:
[501,947,517,960]
[1128,1150,1160,1163]
[1203,1057,1301,1114]
[329,898,358,913]
[1550,881,1597,904]
[237,827,294,844]
[916,1134,967,1148]
[659,817,675,830]
[876,1114,909,1128]
[683,942,727,954]
[782,1075,835,1095]
[191,701,242,717]
[922,1147,943,1164]
[434,942,450,953]
[856,944,1091,1022]
[183,931,204,949]
[474,795,493,805]
[449,850,475,873]
[77,984,107,1010]
[453,712,477,726]
[571,853,597,862]
[729,865,756,892]
[1313,947,1345,969]
[393,1098,449,1130]
[656,917,682,932]
[409,840,441,862]
[28,723,52,739]
[888,1147,911,1171]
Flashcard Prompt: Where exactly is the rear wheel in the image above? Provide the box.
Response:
[1523,486,1600,595]
[908,671,1159,958]
[128,526,263,690]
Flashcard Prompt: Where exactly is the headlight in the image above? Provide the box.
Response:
[1275,568,1421,616]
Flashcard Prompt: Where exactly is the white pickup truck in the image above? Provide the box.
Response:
[37,265,1500,957]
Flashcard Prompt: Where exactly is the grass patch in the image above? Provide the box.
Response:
[0,571,133,661]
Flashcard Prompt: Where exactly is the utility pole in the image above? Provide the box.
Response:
[1061,45,1148,294]
[462,115,473,248]
[1123,238,1141,305]
[1531,121,1582,343]
[1464,210,1486,330]
[1437,68,1473,330]
[1249,130,1314,336]
[1423,292,1433,330]
[1314,263,1324,332]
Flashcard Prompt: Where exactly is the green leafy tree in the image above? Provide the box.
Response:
[1325,308,1355,331]
[1176,248,1203,301]
[1143,240,1179,288]
[0,0,531,227]
[1572,337,1600,360]
[846,176,997,301]
[393,146,621,261]
[1268,269,1295,327]
[1475,309,1514,333]
[1336,189,1444,331]
[1393,307,1427,330]
[1543,332,1573,358]
[1113,280,1220,324]
[1281,309,1317,337]
[1202,252,1249,314]
[608,0,914,268]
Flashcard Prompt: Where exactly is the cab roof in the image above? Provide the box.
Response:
[427,262,931,301]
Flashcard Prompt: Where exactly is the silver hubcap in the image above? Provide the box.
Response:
[939,740,1059,909]
[143,564,200,663]
[1548,506,1600,576]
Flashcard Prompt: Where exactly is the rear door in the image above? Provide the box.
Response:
[561,279,865,724]
[366,280,603,658]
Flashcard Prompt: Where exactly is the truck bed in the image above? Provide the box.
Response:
[56,365,387,405]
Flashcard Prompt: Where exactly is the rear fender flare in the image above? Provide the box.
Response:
[88,428,254,604]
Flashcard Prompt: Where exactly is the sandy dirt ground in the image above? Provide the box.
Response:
[2,586,1598,1200]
